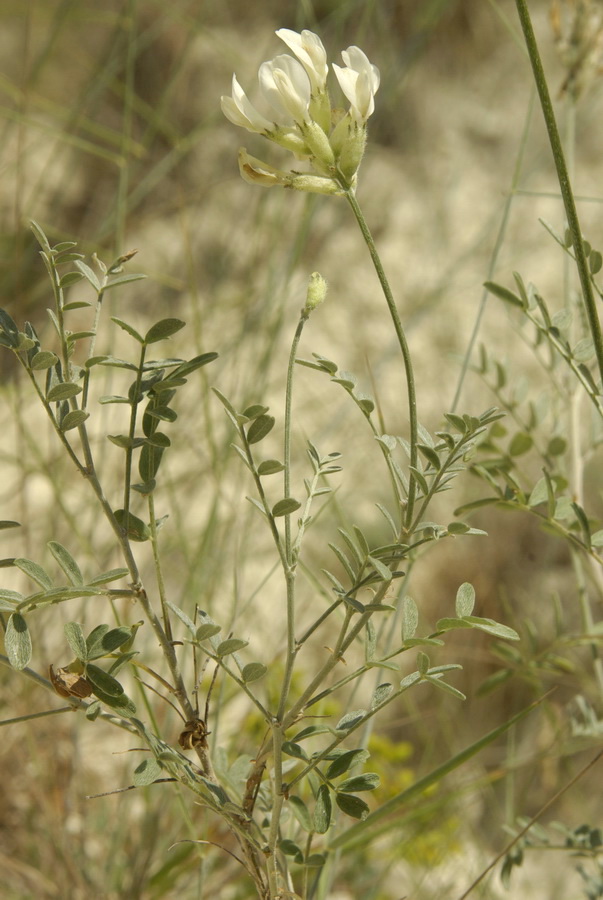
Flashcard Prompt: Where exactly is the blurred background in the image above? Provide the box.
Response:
[2,1,603,897]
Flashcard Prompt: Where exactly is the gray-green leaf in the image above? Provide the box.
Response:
[242,662,267,683]
[335,792,369,820]
[111,317,144,343]
[368,555,392,583]
[337,773,380,793]
[196,623,221,641]
[463,616,520,640]
[402,596,418,641]
[113,509,150,542]
[216,638,248,657]
[272,498,302,517]
[313,784,332,834]
[86,568,129,586]
[258,459,285,475]
[47,382,82,402]
[64,622,88,660]
[86,625,134,660]
[335,710,366,732]
[288,795,313,832]
[61,410,90,432]
[48,541,83,586]
[85,664,124,696]
[15,557,53,590]
[455,582,475,617]
[371,682,393,709]
[144,318,185,344]
[31,350,59,370]
[247,414,275,444]
[326,749,369,780]
[5,613,32,669]
[133,758,163,786]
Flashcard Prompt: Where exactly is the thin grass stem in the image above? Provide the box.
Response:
[515,0,603,384]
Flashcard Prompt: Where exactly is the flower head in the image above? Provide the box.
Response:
[221,29,380,193]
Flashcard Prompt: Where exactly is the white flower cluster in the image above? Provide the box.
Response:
[221,29,380,193]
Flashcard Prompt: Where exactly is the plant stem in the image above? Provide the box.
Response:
[82,286,105,410]
[515,0,603,385]
[343,188,418,531]
[277,312,307,722]
[267,720,285,897]
[148,492,173,642]
[124,342,147,521]
[284,314,306,560]
[571,550,603,699]
[282,606,356,730]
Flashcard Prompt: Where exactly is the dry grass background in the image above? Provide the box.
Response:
[1,0,603,897]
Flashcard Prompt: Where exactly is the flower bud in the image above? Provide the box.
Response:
[336,121,367,183]
[301,120,335,168]
[303,272,328,315]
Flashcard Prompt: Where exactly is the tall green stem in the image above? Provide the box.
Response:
[284,315,306,563]
[343,188,418,531]
[277,313,306,721]
[515,0,603,385]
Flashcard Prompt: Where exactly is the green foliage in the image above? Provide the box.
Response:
[502,820,603,899]
[3,6,603,897]
[0,224,524,887]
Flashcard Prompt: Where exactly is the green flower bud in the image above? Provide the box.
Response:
[287,173,343,195]
[303,272,328,315]
[301,120,335,168]
[336,120,367,183]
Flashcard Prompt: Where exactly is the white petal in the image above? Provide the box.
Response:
[259,55,310,124]
[232,75,274,131]
[352,70,374,120]
[333,46,380,123]
[341,46,380,93]
[221,94,250,129]
[276,28,328,91]
[332,63,357,105]
[221,75,274,133]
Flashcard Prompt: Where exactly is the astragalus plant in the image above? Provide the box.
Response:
[1,24,528,900]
